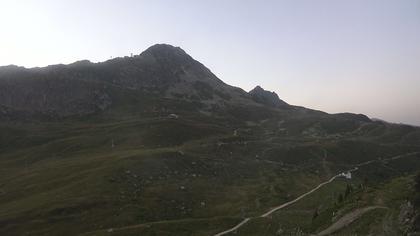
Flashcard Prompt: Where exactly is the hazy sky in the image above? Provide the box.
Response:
[1,0,419,125]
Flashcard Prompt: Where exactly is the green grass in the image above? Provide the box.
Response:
[1,98,420,235]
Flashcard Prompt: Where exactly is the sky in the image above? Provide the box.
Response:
[0,0,419,125]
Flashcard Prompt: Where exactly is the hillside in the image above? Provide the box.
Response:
[1,44,420,236]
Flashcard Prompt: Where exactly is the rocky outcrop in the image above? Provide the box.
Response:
[249,86,289,108]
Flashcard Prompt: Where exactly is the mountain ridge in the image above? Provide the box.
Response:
[0,44,305,122]
[0,44,251,117]
[7,44,420,134]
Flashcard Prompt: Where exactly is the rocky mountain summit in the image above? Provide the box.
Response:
[249,85,289,108]
[0,44,259,118]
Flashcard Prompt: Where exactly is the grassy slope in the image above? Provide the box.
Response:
[1,96,420,236]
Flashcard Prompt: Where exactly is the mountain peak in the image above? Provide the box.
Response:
[249,86,289,108]
[141,44,188,57]
[252,85,265,92]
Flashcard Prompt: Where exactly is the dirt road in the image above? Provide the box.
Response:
[213,152,419,236]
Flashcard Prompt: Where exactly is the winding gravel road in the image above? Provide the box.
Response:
[214,168,358,236]
[213,152,419,236]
